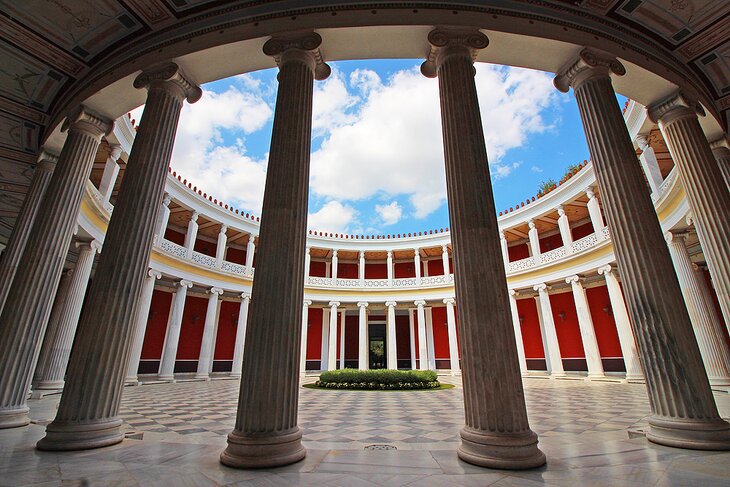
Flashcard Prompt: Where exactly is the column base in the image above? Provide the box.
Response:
[646,416,730,450]
[30,389,62,399]
[457,427,546,470]
[37,418,124,451]
[220,427,306,469]
[229,373,241,379]
[33,380,65,390]
[708,377,730,387]
[124,377,139,386]
[0,406,31,429]
[194,374,211,381]
[157,375,175,382]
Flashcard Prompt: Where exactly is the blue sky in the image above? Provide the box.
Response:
[138,59,626,235]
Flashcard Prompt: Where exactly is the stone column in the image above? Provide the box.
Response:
[299,300,311,377]
[422,27,544,468]
[331,249,338,280]
[386,250,394,285]
[230,293,250,378]
[414,249,421,284]
[694,263,730,360]
[585,187,606,238]
[441,245,450,275]
[221,32,330,468]
[710,138,730,189]
[303,247,311,282]
[648,93,730,329]
[244,235,255,276]
[358,251,365,286]
[98,144,122,202]
[533,284,565,377]
[499,232,510,266]
[0,152,56,312]
[597,265,643,380]
[527,220,541,263]
[154,193,171,242]
[327,301,339,371]
[415,300,429,370]
[444,298,460,375]
[320,308,329,371]
[665,232,730,386]
[556,206,573,253]
[33,239,101,391]
[423,260,430,277]
[196,287,224,379]
[385,301,398,369]
[555,49,730,448]
[158,280,193,381]
[126,270,162,385]
[339,308,345,369]
[508,291,528,375]
[216,225,228,268]
[184,211,199,258]
[0,106,112,430]
[38,63,202,451]
[566,276,604,378]
[357,302,368,370]
[635,134,664,195]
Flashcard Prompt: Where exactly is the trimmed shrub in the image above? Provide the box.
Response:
[315,369,440,390]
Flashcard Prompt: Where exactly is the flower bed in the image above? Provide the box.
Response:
[315,369,441,390]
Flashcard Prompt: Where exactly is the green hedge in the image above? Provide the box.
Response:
[315,369,440,390]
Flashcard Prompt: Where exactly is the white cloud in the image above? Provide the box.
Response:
[375,201,403,225]
[493,162,522,180]
[308,201,358,233]
[310,64,558,220]
[312,69,359,136]
[531,165,544,173]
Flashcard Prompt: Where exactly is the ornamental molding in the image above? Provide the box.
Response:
[646,91,704,125]
[133,62,202,103]
[553,48,625,93]
[420,27,489,78]
[61,105,113,137]
[263,32,331,81]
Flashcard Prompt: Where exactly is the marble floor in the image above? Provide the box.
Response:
[1,376,729,486]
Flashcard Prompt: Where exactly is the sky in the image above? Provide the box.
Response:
[130,59,620,236]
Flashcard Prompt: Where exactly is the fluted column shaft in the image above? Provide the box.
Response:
[415,301,428,370]
[339,309,346,369]
[196,288,223,379]
[158,280,192,381]
[649,95,730,329]
[408,310,417,370]
[37,65,201,451]
[598,265,643,380]
[0,106,112,429]
[508,291,527,375]
[534,284,565,377]
[231,293,251,377]
[300,300,311,376]
[33,240,100,391]
[357,302,368,370]
[694,264,730,359]
[386,301,398,369]
[221,33,330,469]
[0,153,56,311]
[665,232,730,386]
[422,27,544,468]
[710,141,730,189]
[327,302,339,370]
[126,270,162,384]
[555,49,729,449]
[566,276,604,377]
[98,144,122,202]
[444,298,460,374]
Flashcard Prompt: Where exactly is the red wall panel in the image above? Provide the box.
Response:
[516,298,544,359]
[539,232,563,253]
[214,300,241,360]
[548,291,585,358]
[309,261,326,277]
[345,315,358,359]
[306,307,323,360]
[365,263,387,279]
[395,314,411,360]
[164,228,185,245]
[226,247,246,265]
[571,222,593,240]
[176,295,208,360]
[429,258,444,276]
[394,262,416,278]
[141,289,172,360]
[508,243,530,262]
[193,238,216,257]
[585,285,623,357]
[431,306,451,359]
[338,263,358,279]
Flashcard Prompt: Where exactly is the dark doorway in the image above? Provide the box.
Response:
[369,323,386,369]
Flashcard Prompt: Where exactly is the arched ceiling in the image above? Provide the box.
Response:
[0,0,728,241]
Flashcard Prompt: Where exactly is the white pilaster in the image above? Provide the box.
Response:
[387,250,394,285]
[300,300,311,376]
[320,308,329,371]
[158,280,193,381]
[534,284,565,377]
[331,250,338,280]
[358,251,365,285]
[184,211,199,258]
[528,220,541,264]
[499,232,509,267]
[126,269,162,384]
[244,235,256,276]
[444,298,460,374]
[339,307,346,369]
[196,287,224,379]
[231,293,251,377]
[415,300,428,370]
[98,144,123,202]
[304,247,311,283]
[441,245,450,275]
[636,134,664,194]
[155,194,171,242]
[408,309,416,370]
[357,302,368,370]
[557,206,573,253]
[386,301,397,369]
[414,249,421,284]
[425,308,436,370]
[215,225,228,268]
[327,301,339,371]
[507,291,527,375]
[585,188,606,238]
[566,275,605,378]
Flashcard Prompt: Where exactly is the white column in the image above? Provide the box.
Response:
[408,309,416,369]
[694,263,730,366]
[303,247,311,283]
[358,251,365,285]
[414,249,421,284]
[597,265,643,380]
[507,291,527,375]
[527,220,541,263]
[415,300,428,370]
[499,232,509,267]
[533,284,565,377]
[566,276,605,378]
[387,250,394,285]
[300,300,311,377]
[339,308,346,369]
[184,211,199,258]
[710,138,730,189]
[215,225,228,268]
[244,235,256,276]
[585,188,606,238]
[320,308,329,371]
[423,260,429,277]
[98,144,122,202]
[155,194,171,242]
[556,206,573,253]
[357,302,368,370]
[636,134,664,194]
[230,293,251,378]
[444,298,460,374]
[386,301,397,369]
[327,301,339,371]
[426,308,436,370]
[441,245,450,275]
[196,287,224,379]
[665,232,730,386]
[331,250,338,280]
[125,269,162,384]
[158,279,193,381]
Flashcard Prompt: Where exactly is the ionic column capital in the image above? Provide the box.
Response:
[441,244,449,252]
[133,62,202,103]
[357,301,369,309]
[147,269,162,280]
[37,151,59,172]
[162,193,172,206]
[328,301,340,308]
[597,264,615,276]
[331,249,338,257]
[710,137,730,152]
[62,105,114,138]
[664,230,689,244]
[533,283,549,293]
[74,238,101,254]
[359,250,365,259]
[414,300,426,307]
[303,299,312,307]
[209,287,224,296]
[565,275,582,285]
[528,219,536,229]
[635,133,652,152]
[556,205,566,216]
[387,250,393,258]
[263,32,331,80]
[414,248,420,257]
[553,48,625,93]
[108,144,123,162]
[240,292,251,301]
[190,211,199,223]
[443,297,456,305]
[385,301,397,308]
[219,224,228,234]
[420,27,489,78]
[177,279,193,289]
[305,246,310,255]
[585,186,596,199]
[647,91,704,125]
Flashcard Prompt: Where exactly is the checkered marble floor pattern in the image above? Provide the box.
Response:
[118,377,653,448]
